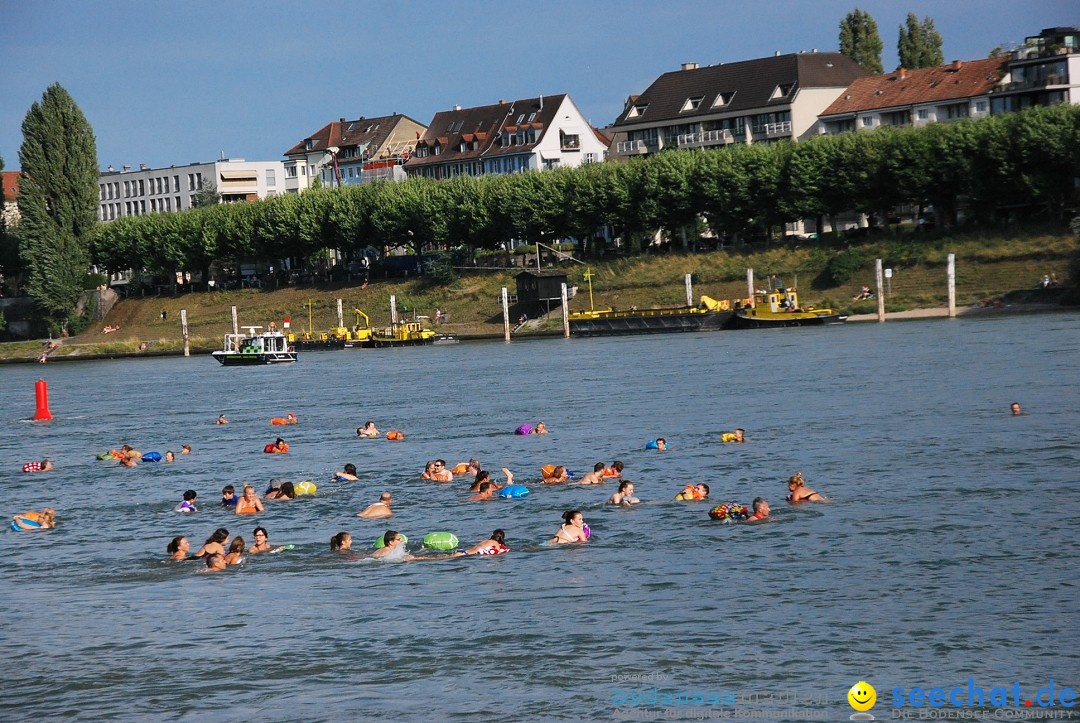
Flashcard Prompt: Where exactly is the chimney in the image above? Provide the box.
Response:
[122,165,131,172]
[107,165,115,172]
[499,99,506,104]
[139,163,147,170]
[453,104,461,111]
[774,51,781,56]
[339,117,346,123]
[898,67,907,80]
[952,59,963,70]
[681,62,699,71]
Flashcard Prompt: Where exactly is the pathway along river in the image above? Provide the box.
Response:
[2,313,1078,720]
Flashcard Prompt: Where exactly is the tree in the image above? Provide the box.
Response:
[192,179,221,208]
[898,13,944,70]
[839,8,884,74]
[17,83,99,334]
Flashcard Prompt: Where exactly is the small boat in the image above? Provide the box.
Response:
[432,334,460,345]
[568,296,734,337]
[733,288,846,329]
[367,320,436,348]
[212,326,298,365]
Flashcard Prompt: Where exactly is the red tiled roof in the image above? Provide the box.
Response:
[2,171,19,203]
[283,114,425,157]
[820,58,1007,116]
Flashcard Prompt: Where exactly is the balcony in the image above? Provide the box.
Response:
[763,121,792,137]
[615,139,656,156]
[676,129,735,148]
[989,74,1069,94]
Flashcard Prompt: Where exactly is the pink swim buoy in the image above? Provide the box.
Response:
[515,424,533,435]
[583,523,591,539]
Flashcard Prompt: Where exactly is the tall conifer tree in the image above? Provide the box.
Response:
[898,13,945,69]
[839,8,884,74]
[17,83,99,333]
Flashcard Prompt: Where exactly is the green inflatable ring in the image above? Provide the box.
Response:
[423,531,459,551]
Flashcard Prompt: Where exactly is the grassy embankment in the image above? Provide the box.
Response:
[3,226,1074,362]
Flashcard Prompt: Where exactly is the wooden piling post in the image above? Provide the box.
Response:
[746,268,754,307]
[501,287,511,342]
[947,253,956,318]
[875,259,885,323]
[561,283,570,338]
[685,273,693,306]
[336,298,344,328]
[181,309,190,356]
[390,295,397,324]
[231,305,238,335]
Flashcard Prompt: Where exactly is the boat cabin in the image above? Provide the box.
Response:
[224,326,291,354]
[752,289,802,312]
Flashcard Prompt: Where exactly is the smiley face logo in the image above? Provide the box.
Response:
[848,681,876,712]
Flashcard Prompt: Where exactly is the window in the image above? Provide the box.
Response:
[433,143,442,156]
[681,96,705,112]
[188,173,195,191]
[712,91,736,108]
[163,177,170,193]
[266,169,276,186]
[195,173,202,189]
[304,139,315,150]
[347,167,354,178]
[174,175,180,191]
[126,201,132,215]
[124,181,130,197]
[459,141,467,152]
[189,195,196,206]
[165,198,171,211]
[140,200,146,213]
[139,180,145,195]
[627,104,649,118]
[285,165,297,178]
[517,114,525,123]
[585,153,597,164]
[975,101,987,113]
[770,83,795,100]
[175,196,181,209]
[862,116,874,127]
[528,112,536,121]
[917,109,929,120]
[560,131,580,150]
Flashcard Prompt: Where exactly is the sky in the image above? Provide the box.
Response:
[1,0,1075,173]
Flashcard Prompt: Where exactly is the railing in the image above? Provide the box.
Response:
[676,129,735,148]
[989,75,1069,93]
[616,139,651,155]
[763,121,792,137]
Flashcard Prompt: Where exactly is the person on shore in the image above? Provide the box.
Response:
[266,481,296,500]
[22,459,53,473]
[224,537,245,565]
[204,553,227,572]
[335,463,359,482]
[608,481,640,506]
[1010,402,1022,416]
[193,528,229,558]
[603,461,624,479]
[175,489,198,513]
[675,483,709,501]
[532,422,549,435]
[459,529,509,556]
[551,510,588,544]
[181,444,191,455]
[167,536,190,560]
[578,463,607,485]
[357,421,379,438]
[12,508,57,531]
[221,485,237,508]
[235,485,264,515]
[249,527,271,554]
[216,414,229,425]
[469,482,495,501]
[357,492,393,519]
[165,451,176,463]
[722,428,745,443]
[786,472,825,503]
[330,531,353,552]
[542,465,569,484]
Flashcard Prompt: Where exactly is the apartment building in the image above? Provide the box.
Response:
[989,26,1080,114]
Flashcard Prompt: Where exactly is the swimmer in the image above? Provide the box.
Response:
[603,461,624,479]
[166,536,190,560]
[469,468,511,493]
[608,481,640,506]
[786,472,825,502]
[286,413,298,424]
[165,450,175,463]
[468,482,495,501]
[330,531,352,552]
[12,507,57,530]
[357,492,393,519]
[266,481,296,500]
[722,428,745,443]
[461,459,482,477]
[459,529,509,556]
[551,510,588,544]
[193,528,230,558]
[1010,402,1022,416]
[119,455,138,467]
[181,444,191,455]
[577,463,607,485]
[22,459,53,473]
[224,537,245,565]
[371,530,412,560]
[335,463,359,481]
[125,445,143,459]
[422,459,453,482]
[655,438,667,451]
[216,414,229,424]
[747,497,770,521]
[674,483,709,501]
[266,438,288,453]
[357,421,379,438]
[205,553,227,572]
[235,485,264,515]
[542,465,569,485]
[249,527,271,554]
[221,485,237,508]
[175,489,198,513]
[532,422,549,435]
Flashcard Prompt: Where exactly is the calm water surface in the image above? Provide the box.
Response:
[1,313,1078,721]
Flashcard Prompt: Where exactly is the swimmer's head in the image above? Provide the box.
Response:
[181,444,191,453]
[222,485,235,497]
[753,497,770,516]
[382,530,401,547]
[344,463,357,476]
[1010,402,1021,415]
[466,459,481,474]
[228,538,244,554]
[612,461,624,473]
[696,483,710,497]
[562,510,583,526]
[330,531,351,551]
[478,482,491,493]
[167,536,188,555]
[594,462,606,473]
[475,470,490,484]
[491,529,505,545]
[207,528,230,545]
[165,451,175,462]
[253,527,268,542]
[279,482,296,499]
[41,508,56,525]
[618,480,633,493]
[380,492,392,504]
[183,489,197,502]
[206,553,226,570]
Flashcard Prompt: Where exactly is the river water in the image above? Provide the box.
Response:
[2,313,1078,721]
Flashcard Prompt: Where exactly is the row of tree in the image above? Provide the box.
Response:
[840,9,945,74]
[90,104,1080,288]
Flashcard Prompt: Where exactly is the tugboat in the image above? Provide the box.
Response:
[733,288,846,329]
[367,319,436,348]
[568,296,735,337]
[212,326,297,365]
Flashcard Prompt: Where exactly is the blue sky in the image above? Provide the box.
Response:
[1,0,1074,172]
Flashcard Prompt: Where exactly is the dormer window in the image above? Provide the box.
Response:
[433,142,442,156]
[304,139,316,150]
[502,131,512,147]
[459,141,467,153]
[528,112,536,121]
[517,114,526,124]
[770,83,795,100]
[712,91,736,108]
[681,96,705,112]
[627,104,649,119]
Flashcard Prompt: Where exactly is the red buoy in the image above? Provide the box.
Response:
[33,379,53,421]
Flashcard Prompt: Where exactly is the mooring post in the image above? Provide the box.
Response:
[501,287,511,342]
[561,283,570,338]
[390,295,397,324]
[336,298,344,328]
[875,260,885,323]
[231,305,238,335]
[746,268,754,307]
[181,308,190,356]
[685,273,693,306]
[947,253,956,318]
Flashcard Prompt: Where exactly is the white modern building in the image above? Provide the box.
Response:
[97,159,286,221]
